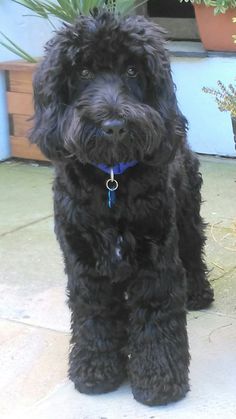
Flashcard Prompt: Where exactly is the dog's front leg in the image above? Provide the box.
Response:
[67,266,127,394]
[127,232,190,406]
[56,220,128,395]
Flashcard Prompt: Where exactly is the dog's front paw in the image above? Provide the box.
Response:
[69,349,126,395]
[187,283,214,310]
[73,377,123,395]
[128,344,189,406]
[132,381,189,406]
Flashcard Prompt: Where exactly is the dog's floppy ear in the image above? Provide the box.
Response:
[126,17,187,165]
[29,32,73,160]
[145,22,187,164]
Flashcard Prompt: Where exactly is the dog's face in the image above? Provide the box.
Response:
[31,11,186,165]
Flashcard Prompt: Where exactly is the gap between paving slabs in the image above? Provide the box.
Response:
[0,214,53,239]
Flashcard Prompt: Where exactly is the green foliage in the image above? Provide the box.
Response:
[11,0,147,22]
[178,0,236,15]
[0,31,37,62]
[12,0,103,22]
[0,0,147,62]
[203,80,236,117]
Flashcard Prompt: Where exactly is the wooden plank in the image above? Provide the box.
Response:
[0,60,38,72]
[7,91,34,116]
[10,136,48,161]
[8,70,33,93]
[11,114,33,137]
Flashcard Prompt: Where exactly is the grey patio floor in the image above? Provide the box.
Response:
[0,156,236,419]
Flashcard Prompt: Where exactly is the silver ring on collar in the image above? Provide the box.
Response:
[106,179,118,191]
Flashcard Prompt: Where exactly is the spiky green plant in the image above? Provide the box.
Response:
[11,0,147,23]
[12,0,104,23]
[203,80,236,117]
[0,0,147,62]
[178,0,236,15]
[0,31,37,62]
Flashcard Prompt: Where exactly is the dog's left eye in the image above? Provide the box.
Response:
[126,66,137,78]
[80,68,94,80]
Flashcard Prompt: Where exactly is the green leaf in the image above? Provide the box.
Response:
[12,0,48,18]
[2,0,149,61]
[177,0,236,13]
[0,33,37,62]
[11,0,148,20]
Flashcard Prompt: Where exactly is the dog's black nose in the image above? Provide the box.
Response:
[102,119,126,139]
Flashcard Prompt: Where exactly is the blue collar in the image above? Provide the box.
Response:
[92,161,138,208]
[93,161,138,175]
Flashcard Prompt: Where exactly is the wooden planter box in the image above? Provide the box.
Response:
[0,60,47,161]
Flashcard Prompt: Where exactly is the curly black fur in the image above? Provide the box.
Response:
[30,11,214,406]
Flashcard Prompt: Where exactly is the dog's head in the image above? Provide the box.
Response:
[30,11,187,166]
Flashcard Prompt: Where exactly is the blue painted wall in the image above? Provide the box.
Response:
[0,71,10,159]
[0,2,235,159]
[172,56,236,157]
[0,1,54,61]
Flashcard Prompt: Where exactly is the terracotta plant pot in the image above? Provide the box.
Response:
[231,116,236,150]
[194,4,236,52]
[0,60,47,161]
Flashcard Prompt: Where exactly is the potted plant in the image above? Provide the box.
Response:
[0,0,146,161]
[203,80,236,149]
[233,16,236,43]
[178,0,236,51]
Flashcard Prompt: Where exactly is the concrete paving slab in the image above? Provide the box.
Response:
[8,314,236,419]
[0,217,60,289]
[209,268,236,318]
[0,218,70,332]
[205,223,236,273]
[0,156,236,419]
[0,160,53,236]
[201,156,236,228]
[0,319,69,418]
[200,156,236,317]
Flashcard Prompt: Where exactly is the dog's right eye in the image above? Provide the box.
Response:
[80,68,94,80]
[126,66,138,78]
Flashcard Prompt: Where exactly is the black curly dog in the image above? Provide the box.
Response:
[30,11,214,406]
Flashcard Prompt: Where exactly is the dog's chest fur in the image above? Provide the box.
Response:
[114,235,123,262]
[54,160,181,281]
